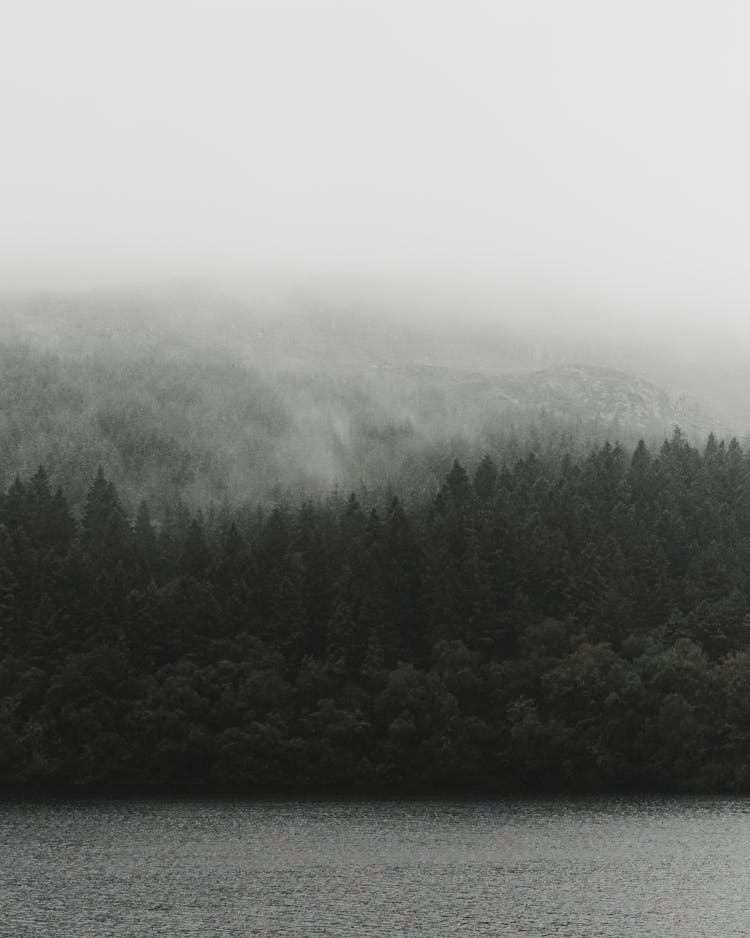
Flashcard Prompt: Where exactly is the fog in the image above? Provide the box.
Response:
[3,0,750,337]
[5,0,750,507]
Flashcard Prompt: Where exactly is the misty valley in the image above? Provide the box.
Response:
[2,287,750,795]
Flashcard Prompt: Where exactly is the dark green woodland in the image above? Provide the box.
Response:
[2,429,750,794]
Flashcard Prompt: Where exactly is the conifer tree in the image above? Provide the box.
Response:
[48,487,76,555]
[133,499,159,581]
[179,516,210,578]
[473,454,499,502]
[80,467,130,564]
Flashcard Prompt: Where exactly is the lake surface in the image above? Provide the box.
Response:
[2,797,750,936]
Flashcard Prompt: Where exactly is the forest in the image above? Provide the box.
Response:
[0,287,720,511]
[2,428,750,794]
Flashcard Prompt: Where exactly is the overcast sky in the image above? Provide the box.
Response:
[2,0,750,329]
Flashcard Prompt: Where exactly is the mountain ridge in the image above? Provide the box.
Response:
[0,285,734,507]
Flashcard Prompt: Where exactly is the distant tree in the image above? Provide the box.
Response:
[133,499,159,581]
[80,467,130,564]
[0,526,19,643]
[47,487,76,555]
[473,454,499,502]
[179,516,210,579]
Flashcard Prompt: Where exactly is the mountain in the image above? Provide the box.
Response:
[0,283,729,508]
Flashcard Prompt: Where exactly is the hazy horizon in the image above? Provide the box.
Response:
[3,0,750,341]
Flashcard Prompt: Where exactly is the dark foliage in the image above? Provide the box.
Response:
[2,430,750,794]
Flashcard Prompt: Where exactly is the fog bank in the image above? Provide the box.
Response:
[2,1,750,342]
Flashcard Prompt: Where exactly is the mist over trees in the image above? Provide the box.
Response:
[3,432,750,793]
[0,285,727,510]
[5,0,750,817]
[2,286,750,793]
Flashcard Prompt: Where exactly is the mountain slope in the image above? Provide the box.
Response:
[0,285,727,507]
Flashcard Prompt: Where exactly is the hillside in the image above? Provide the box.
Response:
[4,434,750,794]
[0,284,726,509]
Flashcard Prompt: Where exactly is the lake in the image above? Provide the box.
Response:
[2,797,749,936]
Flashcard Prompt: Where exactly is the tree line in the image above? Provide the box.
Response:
[3,428,750,793]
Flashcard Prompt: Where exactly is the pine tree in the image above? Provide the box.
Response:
[48,487,76,555]
[0,526,19,649]
[473,454,499,502]
[80,467,130,564]
[133,499,159,581]
[179,516,210,579]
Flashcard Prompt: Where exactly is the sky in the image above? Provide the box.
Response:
[2,0,750,330]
